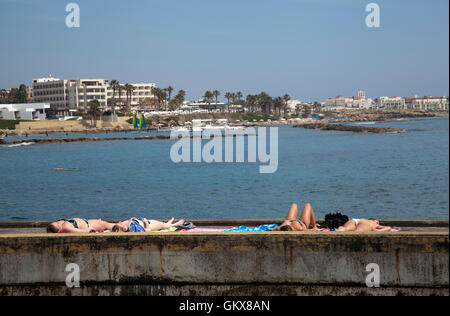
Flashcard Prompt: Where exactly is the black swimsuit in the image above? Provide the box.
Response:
[61,218,89,229]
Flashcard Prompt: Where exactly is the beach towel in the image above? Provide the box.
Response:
[225,224,278,232]
[129,219,146,233]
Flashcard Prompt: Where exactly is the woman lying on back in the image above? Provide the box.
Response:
[112,217,185,232]
[46,218,116,234]
[272,203,320,231]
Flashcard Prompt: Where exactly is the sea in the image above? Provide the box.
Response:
[0,117,448,221]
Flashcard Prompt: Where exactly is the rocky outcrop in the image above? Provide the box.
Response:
[329,110,447,123]
[294,123,404,134]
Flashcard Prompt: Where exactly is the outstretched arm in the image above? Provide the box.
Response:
[375,225,392,232]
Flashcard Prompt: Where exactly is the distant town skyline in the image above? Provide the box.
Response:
[0,0,448,102]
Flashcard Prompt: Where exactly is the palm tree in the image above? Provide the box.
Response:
[274,97,284,116]
[117,84,124,107]
[109,80,119,118]
[283,94,291,116]
[87,100,102,127]
[151,86,160,109]
[204,91,214,110]
[224,92,232,112]
[124,84,135,107]
[236,92,243,104]
[166,86,174,103]
[213,90,221,110]
[246,95,258,113]
[258,92,272,114]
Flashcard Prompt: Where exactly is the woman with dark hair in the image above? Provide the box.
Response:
[46,218,116,234]
[273,203,320,232]
[337,218,392,232]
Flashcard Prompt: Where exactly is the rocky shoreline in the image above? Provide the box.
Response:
[0,110,447,138]
[327,109,448,123]
[294,123,404,134]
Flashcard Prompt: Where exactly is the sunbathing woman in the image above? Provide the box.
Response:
[273,203,320,231]
[112,217,185,232]
[47,218,116,233]
[337,218,392,232]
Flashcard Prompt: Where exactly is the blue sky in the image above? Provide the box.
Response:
[0,0,448,101]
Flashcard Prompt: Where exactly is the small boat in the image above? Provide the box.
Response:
[171,126,191,133]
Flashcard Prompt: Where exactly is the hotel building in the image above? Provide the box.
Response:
[376,97,407,110]
[405,96,449,111]
[32,77,155,117]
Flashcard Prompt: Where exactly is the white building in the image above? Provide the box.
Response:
[287,100,302,112]
[375,97,406,110]
[405,97,449,111]
[32,77,156,117]
[0,103,50,120]
[324,95,373,109]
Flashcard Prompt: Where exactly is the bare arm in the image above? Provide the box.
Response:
[375,225,392,232]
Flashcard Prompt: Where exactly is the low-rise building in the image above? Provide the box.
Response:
[375,97,406,110]
[324,94,373,109]
[0,103,50,120]
[405,96,449,111]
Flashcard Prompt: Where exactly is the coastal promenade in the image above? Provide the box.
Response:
[0,220,448,296]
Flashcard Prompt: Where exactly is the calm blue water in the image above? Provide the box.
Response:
[0,117,448,221]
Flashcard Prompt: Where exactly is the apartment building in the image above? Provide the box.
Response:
[376,97,406,110]
[405,97,449,111]
[324,95,373,109]
[0,103,50,120]
[106,83,155,106]
[32,77,156,117]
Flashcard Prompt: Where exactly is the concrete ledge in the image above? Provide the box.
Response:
[2,284,448,297]
[0,231,448,296]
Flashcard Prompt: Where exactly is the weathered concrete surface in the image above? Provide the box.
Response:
[0,230,448,296]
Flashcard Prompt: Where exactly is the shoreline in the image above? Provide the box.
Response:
[1,110,447,137]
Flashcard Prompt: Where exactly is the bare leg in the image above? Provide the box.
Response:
[145,219,185,232]
[286,204,299,221]
[337,220,357,232]
[299,204,317,229]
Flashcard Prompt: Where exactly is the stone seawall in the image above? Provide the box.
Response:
[0,221,448,296]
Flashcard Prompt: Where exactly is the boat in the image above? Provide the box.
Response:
[171,126,191,133]
[191,119,244,132]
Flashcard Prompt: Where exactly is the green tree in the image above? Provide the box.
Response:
[258,92,273,114]
[203,91,214,110]
[124,84,135,107]
[283,94,291,116]
[213,90,221,110]
[109,80,119,117]
[117,84,124,106]
[87,100,102,127]
[167,86,174,102]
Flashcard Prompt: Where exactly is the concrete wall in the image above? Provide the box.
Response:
[0,231,448,296]
[15,118,132,132]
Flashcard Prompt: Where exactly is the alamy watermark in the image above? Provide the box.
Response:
[65,263,80,288]
[365,3,380,28]
[170,127,279,174]
[65,3,80,28]
[365,263,381,288]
